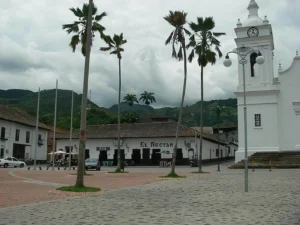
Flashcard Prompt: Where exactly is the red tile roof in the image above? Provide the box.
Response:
[56,122,227,145]
[0,105,49,129]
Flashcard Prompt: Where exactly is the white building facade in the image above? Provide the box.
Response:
[234,0,300,162]
[56,122,233,166]
[0,106,49,161]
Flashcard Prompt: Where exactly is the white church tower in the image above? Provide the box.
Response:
[234,0,280,163]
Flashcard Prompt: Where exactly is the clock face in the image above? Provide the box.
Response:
[247,27,259,37]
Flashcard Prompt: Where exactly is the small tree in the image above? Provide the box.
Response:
[100,33,127,171]
[124,94,139,106]
[139,91,156,105]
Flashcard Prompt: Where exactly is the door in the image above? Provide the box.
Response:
[131,149,141,164]
[151,149,161,165]
[188,149,194,160]
[176,148,183,165]
[99,150,108,162]
[0,148,4,158]
[85,149,90,159]
[142,148,150,165]
[113,149,125,166]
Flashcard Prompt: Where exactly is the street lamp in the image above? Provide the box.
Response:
[223,45,265,192]
[212,106,225,172]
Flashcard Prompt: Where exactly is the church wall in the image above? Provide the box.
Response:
[278,57,300,151]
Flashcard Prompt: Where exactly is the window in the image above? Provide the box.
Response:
[250,52,258,77]
[216,149,219,157]
[254,114,261,127]
[26,131,30,143]
[1,127,5,139]
[15,129,20,141]
[38,134,42,140]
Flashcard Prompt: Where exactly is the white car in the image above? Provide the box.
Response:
[0,157,26,168]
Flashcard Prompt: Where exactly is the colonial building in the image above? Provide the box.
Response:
[56,121,233,166]
[0,105,49,161]
[234,0,300,162]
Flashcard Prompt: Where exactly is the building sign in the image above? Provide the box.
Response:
[140,142,174,148]
[96,147,110,151]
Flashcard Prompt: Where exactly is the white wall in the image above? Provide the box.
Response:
[0,119,48,160]
[278,56,300,151]
[56,136,228,162]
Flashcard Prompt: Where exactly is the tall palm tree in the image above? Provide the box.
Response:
[100,33,127,171]
[124,94,139,106]
[62,2,107,56]
[164,11,190,175]
[62,1,107,186]
[139,91,156,105]
[186,17,225,172]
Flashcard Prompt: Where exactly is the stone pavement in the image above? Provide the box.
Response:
[0,165,299,225]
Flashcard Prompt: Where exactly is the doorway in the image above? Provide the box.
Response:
[176,148,183,165]
[13,144,25,160]
[142,148,150,165]
[151,149,161,165]
[0,148,4,158]
[132,149,141,164]
[99,150,108,162]
[85,149,90,160]
[221,149,223,159]
[113,149,125,166]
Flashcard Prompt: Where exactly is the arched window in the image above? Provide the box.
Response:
[250,52,258,77]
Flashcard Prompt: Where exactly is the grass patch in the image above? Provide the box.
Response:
[57,185,101,192]
[159,172,186,179]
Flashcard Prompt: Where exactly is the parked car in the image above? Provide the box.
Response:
[85,158,100,171]
[0,157,27,168]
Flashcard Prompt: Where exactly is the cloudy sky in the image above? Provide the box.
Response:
[0,0,299,108]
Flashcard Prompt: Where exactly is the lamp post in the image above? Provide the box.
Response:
[223,45,265,192]
[212,106,225,172]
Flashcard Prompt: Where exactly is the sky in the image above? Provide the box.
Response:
[0,0,299,108]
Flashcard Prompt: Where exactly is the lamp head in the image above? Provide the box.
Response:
[256,52,265,64]
[223,55,232,67]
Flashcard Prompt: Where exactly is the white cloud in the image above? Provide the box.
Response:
[0,0,299,108]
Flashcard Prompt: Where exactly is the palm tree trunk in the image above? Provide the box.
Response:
[198,65,204,173]
[171,42,187,174]
[117,57,121,170]
[76,0,93,187]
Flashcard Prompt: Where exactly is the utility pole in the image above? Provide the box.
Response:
[33,88,40,170]
[68,90,74,170]
[52,79,58,170]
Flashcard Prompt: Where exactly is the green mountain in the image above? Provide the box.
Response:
[0,89,237,129]
[0,89,114,129]
[110,98,237,127]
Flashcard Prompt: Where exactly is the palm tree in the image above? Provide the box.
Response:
[139,91,156,105]
[186,17,225,172]
[164,11,190,175]
[100,33,127,171]
[62,1,107,187]
[124,94,139,106]
[62,2,107,56]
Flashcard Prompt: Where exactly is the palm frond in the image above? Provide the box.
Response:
[213,32,226,37]
[189,22,198,32]
[172,45,177,58]
[183,28,191,36]
[100,47,111,51]
[62,23,80,34]
[188,49,195,63]
[177,46,183,61]
[165,31,174,45]
[95,12,107,21]
[110,50,118,55]
[215,46,223,58]
[203,17,215,30]
[70,7,82,18]
[69,35,80,52]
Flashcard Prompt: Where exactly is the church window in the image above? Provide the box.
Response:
[250,52,258,77]
[254,114,261,127]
